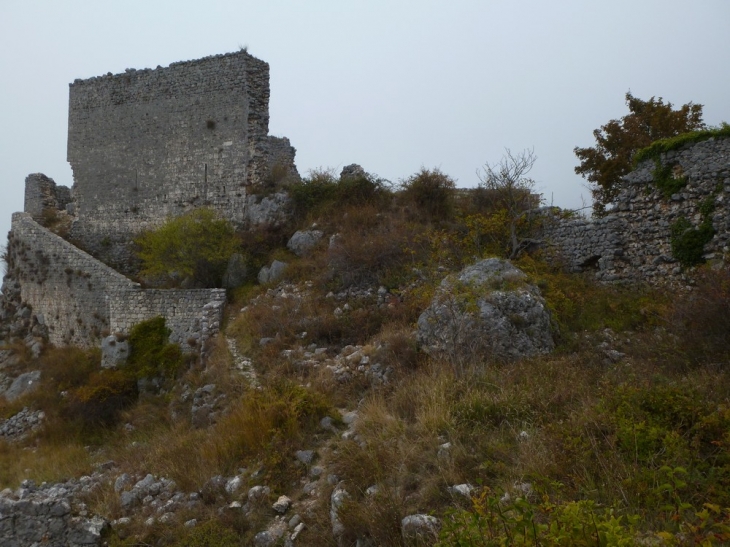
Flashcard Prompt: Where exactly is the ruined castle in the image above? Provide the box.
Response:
[3,51,298,353]
[1,49,729,358]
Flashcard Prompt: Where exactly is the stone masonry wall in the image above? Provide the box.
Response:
[4,213,224,350]
[23,173,72,222]
[67,50,297,271]
[109,289,224,353]
[544,137,730,284]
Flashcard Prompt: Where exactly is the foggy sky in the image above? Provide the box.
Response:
[1,0,729,248]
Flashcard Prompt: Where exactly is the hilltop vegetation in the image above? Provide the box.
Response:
[1,163,730,546]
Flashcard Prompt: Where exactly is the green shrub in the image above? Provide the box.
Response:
[670,216,714,267]
[633,124,730,165]
[399,168,456,220]
[652,159,687,198]
[135,208,238,287]
[289,168,391,221]
[438,490,640,546]
[173,520,241,547]
[127,316,185,379]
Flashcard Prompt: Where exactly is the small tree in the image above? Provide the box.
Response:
[135,208,238,287]
[477,148,541,258]
[575,92,704,216]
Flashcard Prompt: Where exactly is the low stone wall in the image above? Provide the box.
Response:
[110,289,225,353]
[542,215,627,281]
[544,136,730,284]
[3,213,224,351]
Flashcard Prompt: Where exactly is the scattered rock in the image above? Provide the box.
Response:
[401,514,441,542]
[248,485,271,504]
[225,476,243,494]
[0,407,45,440]
[295,450,315,465]
[272,495,292,514]
[330,484,350,539]
[448,484,473,497]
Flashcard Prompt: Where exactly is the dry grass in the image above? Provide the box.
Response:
[0,440,92,488]
[3,183,730,545]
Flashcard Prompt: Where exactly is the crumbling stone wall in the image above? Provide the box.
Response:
[67,50,297,270]
[3,213,224,349]
[544,137,730,284]
[23,173,72,221]
[0,480,107,546]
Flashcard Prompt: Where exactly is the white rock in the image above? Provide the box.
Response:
[401,514,440,540]
[272,495,292,514]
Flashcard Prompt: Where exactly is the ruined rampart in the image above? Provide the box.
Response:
[545,136,730,284]
[4,213,224,350]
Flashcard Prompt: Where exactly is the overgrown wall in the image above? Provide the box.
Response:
[66,51,297,271]
[545,137,730,284]
[4,213,224,349]
[109,289,224,351]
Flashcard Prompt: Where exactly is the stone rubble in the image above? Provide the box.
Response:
[0,477,109,546]
[0,407,45,440]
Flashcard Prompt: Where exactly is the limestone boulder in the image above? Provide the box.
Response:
[401,514,441,542]
[244,192,292,226]
[258,260,288,285]
[101,335,129,369]
[417,258,554,362]
[287,229,323,257]
[2,370,41,402]
[222,253,248,289]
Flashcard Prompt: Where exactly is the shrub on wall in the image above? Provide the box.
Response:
[127,316,185,379]
[670,192,716,268]
[135,208,238,288]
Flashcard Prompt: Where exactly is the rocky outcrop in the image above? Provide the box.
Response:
[417,258,554,363]
[0,479,108,547]
[2,370,41,402]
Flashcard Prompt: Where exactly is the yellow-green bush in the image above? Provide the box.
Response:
[63,369,138,429]
[135,208,238,287]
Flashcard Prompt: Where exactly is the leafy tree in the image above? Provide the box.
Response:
[575,92,704,215]
[135,208,238,287]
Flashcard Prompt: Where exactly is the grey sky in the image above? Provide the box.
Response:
[1,0,729,245]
